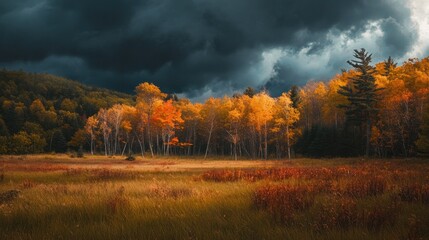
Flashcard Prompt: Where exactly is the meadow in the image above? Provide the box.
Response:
[0,155,428,240]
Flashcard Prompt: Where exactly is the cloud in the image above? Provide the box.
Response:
[0,0,426,101]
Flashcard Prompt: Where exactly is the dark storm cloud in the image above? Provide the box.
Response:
[0,0,420,99]
[378,17,416,58]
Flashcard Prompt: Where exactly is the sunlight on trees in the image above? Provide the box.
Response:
[1,52,429,158]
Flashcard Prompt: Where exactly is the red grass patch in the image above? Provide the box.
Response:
[343,176,387,198]
[398,184,429,204]
[201,167,361,182]
[254,184,314,223]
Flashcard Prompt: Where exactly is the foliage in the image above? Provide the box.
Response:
[1,51,429,158]
[0,70,133,154]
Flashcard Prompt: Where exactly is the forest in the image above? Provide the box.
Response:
[0,49,428,158]
[0,70,133,154]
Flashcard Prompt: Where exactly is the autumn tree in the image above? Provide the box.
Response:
[85,116,99,155]
[120,105,137,156]
[249,91,275,159]
[152,100,184,155]
[10,131,46,154]
[108,104,125,155]
[299,82,327,129]
[175,99,202,155]
[226,96,245,160]
[68,129,87,150]
[201,97,221,159]
[97,108,112,156]
[135,82,166,157]
[273,93,300,159]
[132,104,147,157]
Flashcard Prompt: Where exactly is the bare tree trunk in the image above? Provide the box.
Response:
[147,121,154,158]
[204,120,214,160]
[90,133,94,155]
[264,123,268,160]
[193,125,197,155]
[129,137,134,155]
[286,124,291,159]
[103,135,108,156]
[166,134,171,156]
[121,142,127,156]
[114,132,118,155]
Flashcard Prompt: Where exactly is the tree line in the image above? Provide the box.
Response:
[0,70,133,154]
[71,49,429,158]
[76,83,299,160]
[0,49,428,158]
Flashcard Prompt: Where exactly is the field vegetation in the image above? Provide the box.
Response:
[1,155,428,239]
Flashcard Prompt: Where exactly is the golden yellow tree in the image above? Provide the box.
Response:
[273,92,300,159]
[84,116,99,155]
[175,99,202,155]
[249,91,275,159]
[227,96,245,160]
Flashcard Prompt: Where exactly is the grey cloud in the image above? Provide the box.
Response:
[378,17,416,57]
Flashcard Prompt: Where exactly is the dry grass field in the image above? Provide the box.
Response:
[1,154,429,239]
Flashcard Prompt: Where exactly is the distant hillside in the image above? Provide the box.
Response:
[0,69,134,153]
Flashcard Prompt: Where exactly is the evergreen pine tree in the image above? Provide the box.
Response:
[289,85,300,109]
[383,56,397,76]
[243,87,256,98]
[338,48,382,157]
[51,130,67,153]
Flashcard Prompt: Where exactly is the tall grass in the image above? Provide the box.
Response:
[0,156,428,239]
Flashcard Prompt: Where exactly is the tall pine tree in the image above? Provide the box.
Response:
[289,85,301,109]
[383,56,397,76]
[338,49,381,157]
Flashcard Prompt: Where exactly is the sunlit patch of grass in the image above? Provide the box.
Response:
[0,156,429,239]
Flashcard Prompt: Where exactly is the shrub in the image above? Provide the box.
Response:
[21,179,38,189]
[398,184,429,204]
[0,189,20,204]
[77,146,84,158]
[314,197,358,231]
[254,184,314,223]
[125,155,135,161]
[344,176,386,198]
[362,201,400,231]
[148,184,192,199]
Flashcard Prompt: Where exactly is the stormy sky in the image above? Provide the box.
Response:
[1,0,428,101]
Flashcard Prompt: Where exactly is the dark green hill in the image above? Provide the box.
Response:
[0,69,134,154]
